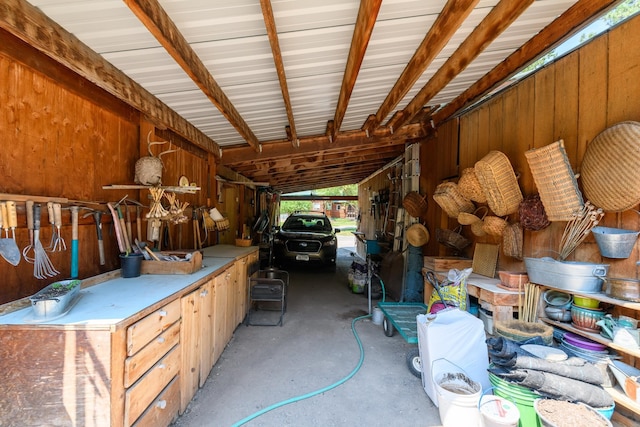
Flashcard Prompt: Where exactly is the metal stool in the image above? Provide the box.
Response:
[246,268,289,326]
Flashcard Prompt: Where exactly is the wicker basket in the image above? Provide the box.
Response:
[502,222,523,260]
[215,218,230,231]
[474,151,523,217]
[524,140,584,221]
[402,191,428,218]
[433,182,475,218]
[458,206,488,225]
[436,226,471,252]
[235,238,252,247]
[471,220,487,237]
[482,216,508,236]
[458,168,487,203]
[580,121,640,212]
[519,194,550,231]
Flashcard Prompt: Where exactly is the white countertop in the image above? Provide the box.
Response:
[0,245,258,328]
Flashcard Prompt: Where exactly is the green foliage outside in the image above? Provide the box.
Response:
[280,184,358,215]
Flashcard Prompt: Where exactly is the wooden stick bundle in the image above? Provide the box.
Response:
[559,201,604,260]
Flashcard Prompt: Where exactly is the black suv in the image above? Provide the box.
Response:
[272,212,340,268]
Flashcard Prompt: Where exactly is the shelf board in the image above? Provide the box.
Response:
[103,184,200,194]
[606,385,640,413]
[541,317,640,358]
[537,284,640,310]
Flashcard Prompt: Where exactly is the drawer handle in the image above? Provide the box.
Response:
[157,363,166,370]
[158,310,167,317]
[200,290,208,297]
[156,336,165,344]
[156,400,167,409]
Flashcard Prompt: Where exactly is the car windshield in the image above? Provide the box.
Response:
[282,215,332,232]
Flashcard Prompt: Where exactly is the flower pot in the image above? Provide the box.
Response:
[120,253,143,278]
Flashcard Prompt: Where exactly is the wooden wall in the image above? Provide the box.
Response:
[0,33,222,304]
[429,14,640,279]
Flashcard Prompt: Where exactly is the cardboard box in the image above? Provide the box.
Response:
[423,256,472,271]
[140,250,203,275]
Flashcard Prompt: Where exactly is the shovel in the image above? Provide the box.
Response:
[0,202,21,266]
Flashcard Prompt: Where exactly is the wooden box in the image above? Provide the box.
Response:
[140,250,203,275]
[423,256,472,271]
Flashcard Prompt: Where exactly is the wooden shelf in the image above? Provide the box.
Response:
[102,184,200,194]
[605,385,640,414]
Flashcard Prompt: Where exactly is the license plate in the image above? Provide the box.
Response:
[296,254,310,261]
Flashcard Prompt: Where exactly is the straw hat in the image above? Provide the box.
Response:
[406,223,430,247]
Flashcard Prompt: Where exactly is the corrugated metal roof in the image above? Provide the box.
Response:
[23,0,608,193]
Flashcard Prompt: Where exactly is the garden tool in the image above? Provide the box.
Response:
[45,201,56,251]
[0,202,20,266]
[31,203,59,279]
[51,203,66,252]
[83,209,105,265]
[70,206,79,278]
[23,200,34,263]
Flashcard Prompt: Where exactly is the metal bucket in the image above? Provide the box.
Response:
[592,226,639,259]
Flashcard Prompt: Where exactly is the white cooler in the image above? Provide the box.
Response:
[417,308,490,407]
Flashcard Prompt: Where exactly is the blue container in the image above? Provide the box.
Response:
[366,239,380,255]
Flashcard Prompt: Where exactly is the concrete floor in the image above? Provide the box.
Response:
[172,235,443,426]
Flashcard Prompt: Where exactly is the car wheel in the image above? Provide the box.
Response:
[383,317,394,337]
[406,347,422,378]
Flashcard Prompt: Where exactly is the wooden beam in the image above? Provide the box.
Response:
[332,0,382,140]
[432,0,619,125]
[0,0,221,157]
[123,0,260,151]
[389,0,535,130]
[260,0,298,147]
[365,0,479,132]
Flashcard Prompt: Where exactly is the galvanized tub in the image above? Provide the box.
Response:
[591,226,639,259]
[524,257,609,293]
[29,279,81,319]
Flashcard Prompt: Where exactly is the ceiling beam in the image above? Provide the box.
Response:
[432,0,619,125]
[364,0,479,133]
[389,0,535,131]
[123,0,261,152]
[260,0,298,148]
[332,0,383,140]
[0,0,221,157]
[220,122,427,165]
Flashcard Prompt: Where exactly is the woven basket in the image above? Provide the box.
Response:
[482,216,508,236]
[402,191,428,218]
[433,182,475,218]
[503,222,523,260]
[524,140,584,221]
[519,194,550,231]
[458,168,487,203]
[474,151,523,217]
[435,226,471,252]
[215,218,230,231]
[471,220,487,237]
[458,206,488,225]
[580,121,640,212]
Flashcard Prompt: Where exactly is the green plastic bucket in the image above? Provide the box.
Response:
[489,373,541,427]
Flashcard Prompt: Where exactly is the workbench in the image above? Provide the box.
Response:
[423,269,522,322]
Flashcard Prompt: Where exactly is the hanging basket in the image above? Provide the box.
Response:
[503,222,523,260]
[402,191,428,218]
[433,182,475,218]
[457,167,487,203]
[474,151,523,216]
[471,220,487,237]
[524,140,584,221]
[458,206,489,225]
[436,226,471,252]
[519,194,550,231]
[483,216,508,237]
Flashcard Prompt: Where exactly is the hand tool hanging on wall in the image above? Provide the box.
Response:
[83,209,105,265]
[23,200,34,262]
[124,200,133,246]
[45,201,56,251]
[70,206,79,278]
[51,203,66,252]
[106,202,126,254]
[31,203,59,279]
[6,202,20,263]
[0,202,20,266]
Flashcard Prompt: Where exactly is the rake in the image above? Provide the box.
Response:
[32,203,59,279]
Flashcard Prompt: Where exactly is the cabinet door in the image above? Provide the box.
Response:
[180,289,201,413]
[224,263,238,344]
[235,256,248,327]
[199,278,215,387]
[213,267,231,364]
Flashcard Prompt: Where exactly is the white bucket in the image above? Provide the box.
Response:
[433,359,482,427]
[479,395,520,427]
[372,307,384,325]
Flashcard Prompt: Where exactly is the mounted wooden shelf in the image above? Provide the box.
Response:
[102,184,200,194]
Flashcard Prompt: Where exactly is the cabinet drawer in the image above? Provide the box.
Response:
[132,376,180,427]
[127,299,181,356]
[125,344,180,426]
[124,320,180,388]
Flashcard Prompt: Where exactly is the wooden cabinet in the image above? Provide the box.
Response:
[124,299,181,426]
[538,285,640,419]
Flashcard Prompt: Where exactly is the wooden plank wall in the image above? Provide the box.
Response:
[0,38,219,303]
[431,15,640,279]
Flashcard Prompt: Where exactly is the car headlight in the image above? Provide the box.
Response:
[323,239,336,247]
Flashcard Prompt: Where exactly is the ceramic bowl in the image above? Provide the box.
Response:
[571,304,605,331]
[573,296,600,309]
[544,306,572,322]
[543,290,572,309]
